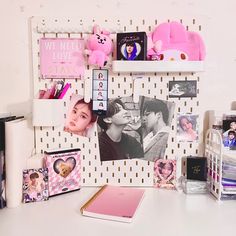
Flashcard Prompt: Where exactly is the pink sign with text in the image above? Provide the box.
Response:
[40,38,85,79]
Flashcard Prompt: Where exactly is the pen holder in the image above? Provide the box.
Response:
[32,99,64,127]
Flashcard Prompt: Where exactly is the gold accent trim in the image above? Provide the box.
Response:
[80,185,108,213]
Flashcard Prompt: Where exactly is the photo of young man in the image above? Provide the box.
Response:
[97,98,144,162]
[140,97,175,162]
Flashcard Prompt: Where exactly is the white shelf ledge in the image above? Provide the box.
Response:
[112,61,204,73]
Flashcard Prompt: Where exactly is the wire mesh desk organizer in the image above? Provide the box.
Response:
[205,129,236,200]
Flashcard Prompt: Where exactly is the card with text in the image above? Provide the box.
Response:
[40,38,85,79]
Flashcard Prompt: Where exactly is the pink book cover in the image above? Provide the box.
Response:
[44,148,81,197]
[81,185,145,223]
[40,38,85,79]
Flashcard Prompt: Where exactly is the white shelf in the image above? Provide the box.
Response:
[1,187,235,236]
[112,60,205,73]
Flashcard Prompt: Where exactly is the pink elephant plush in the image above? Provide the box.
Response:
[86,25,113,67]
[147,21,206,61]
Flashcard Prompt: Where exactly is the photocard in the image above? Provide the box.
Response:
[177,113,199,142]
[168,80,197,98]
[22,168,49,203]
[154,159,176,189]
[64,94,97,138]
[222,120,236,149]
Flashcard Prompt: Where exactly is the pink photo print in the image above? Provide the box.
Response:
[154,159,176,189]
[22,168,49,203]
[64,94,97,138]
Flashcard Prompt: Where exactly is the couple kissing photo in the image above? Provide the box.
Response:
[97,96,175,162]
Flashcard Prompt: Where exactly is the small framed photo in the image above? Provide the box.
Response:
[222,120,236,149]
[154,159,176,189]
[22,168,49,203]
[116,32,147,60]
[168,80,197,98]
[177,113,199,142]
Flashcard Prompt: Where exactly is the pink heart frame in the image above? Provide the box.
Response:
[154,159,176,182]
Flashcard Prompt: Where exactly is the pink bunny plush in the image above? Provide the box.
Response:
[147,21,206,61]
[86,25,113,67]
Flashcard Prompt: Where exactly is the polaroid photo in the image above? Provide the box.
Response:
[97,96,175,162]
[64,94,97,138]
[168,80,197,98]
[44,149,81,197]
[222,120,236,149]
[22,168,49,203]
[177,113,199,142]
[154,159,176,189]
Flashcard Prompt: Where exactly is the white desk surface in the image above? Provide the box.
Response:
[0,187,236,236]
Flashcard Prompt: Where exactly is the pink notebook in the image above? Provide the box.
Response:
[80,185,145,223]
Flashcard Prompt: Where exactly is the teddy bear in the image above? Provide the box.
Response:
[86,25,113,67]
[58,162,72,178]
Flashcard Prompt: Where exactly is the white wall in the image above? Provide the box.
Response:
[1,0,236,123]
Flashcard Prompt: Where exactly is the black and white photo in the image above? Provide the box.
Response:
[97,96,175,162]
[168,80,197,98]
[140,96,175,161]
[97,96,143,162]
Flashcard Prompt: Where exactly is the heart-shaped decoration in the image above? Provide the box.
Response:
[53,157,76,178]
[155,159,176,182]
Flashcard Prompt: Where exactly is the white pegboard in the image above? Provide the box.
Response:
[31,17,205,186]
